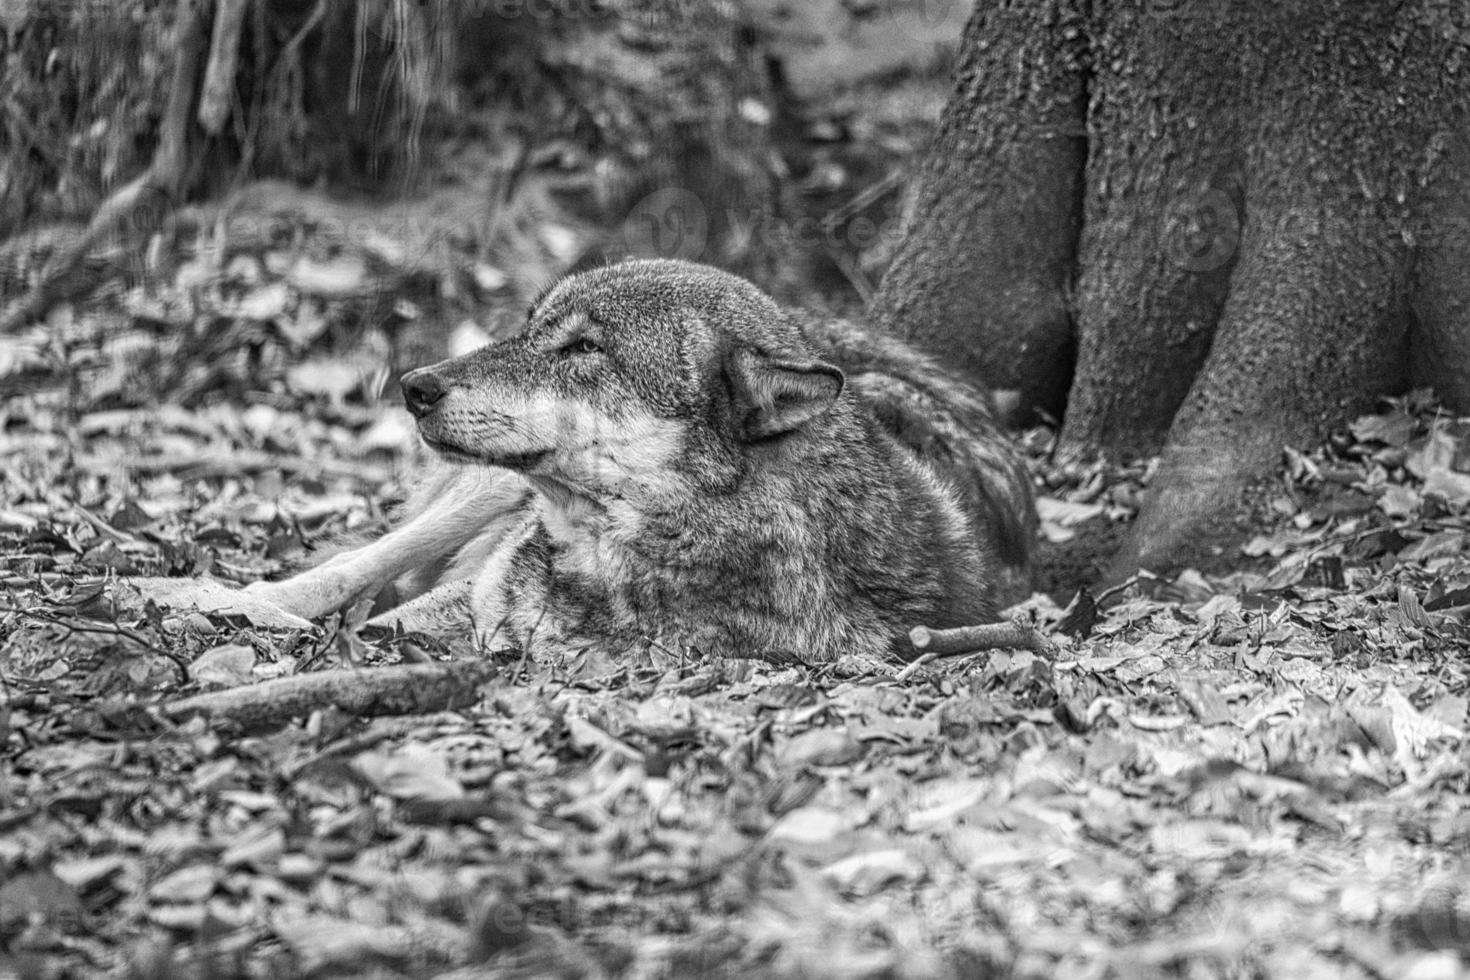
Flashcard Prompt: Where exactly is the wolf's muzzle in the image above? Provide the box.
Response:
[401,368,448,418]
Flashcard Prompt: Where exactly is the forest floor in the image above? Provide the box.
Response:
[3,232,1470,980]
[4,5,1470,976]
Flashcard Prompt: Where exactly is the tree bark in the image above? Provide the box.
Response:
[869,0,1087,420]
[876,0,1470,577]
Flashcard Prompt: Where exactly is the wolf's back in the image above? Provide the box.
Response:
[795,313,1037,588]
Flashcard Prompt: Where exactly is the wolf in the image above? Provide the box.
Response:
[246,259,1035,662]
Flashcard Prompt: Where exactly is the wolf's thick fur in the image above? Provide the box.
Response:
[248,260,1035,661]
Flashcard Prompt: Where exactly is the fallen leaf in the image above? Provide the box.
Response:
[233,281,290,321]
[1379,483,1421,518]
[52,856,127,892]
[1406,425,1459,480]
[1352,410,1415,447]
[148,864,219,904]
[820,848,923,895]
[192,643,256,688]
[776,728,864,768]
[1114,654,1167,684]
[1422,468,1470,507]
[768,805,855,845]
[354,743,466,802]
[285,255,370,298]
[903,778,990,832]
[1037,497,1107,527]
[275,915,467,974]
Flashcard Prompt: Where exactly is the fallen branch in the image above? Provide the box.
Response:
[907,620,1058,659]
[0,573,72,587]
[164,660,497,731]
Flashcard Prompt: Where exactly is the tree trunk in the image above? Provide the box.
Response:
[875,0,1470,578]
[870,0,1087,421]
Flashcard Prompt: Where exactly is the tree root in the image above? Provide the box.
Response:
[164,660,497,732]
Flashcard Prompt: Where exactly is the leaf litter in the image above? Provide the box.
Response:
[3,256,1470,978]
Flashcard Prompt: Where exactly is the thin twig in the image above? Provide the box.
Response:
[0,573,72,587]
[4,606,190,682]
[893,651,939,682]
[66,505,142,546]
[281,717,427,780]
[1095,573,1149,605]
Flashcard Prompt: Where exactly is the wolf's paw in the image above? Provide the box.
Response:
[115,577,316,631]
[241,579,305,613]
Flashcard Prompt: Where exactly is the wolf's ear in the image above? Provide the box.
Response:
[728,348,845,441]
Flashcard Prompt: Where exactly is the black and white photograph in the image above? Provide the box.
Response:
[2,1,1469,976]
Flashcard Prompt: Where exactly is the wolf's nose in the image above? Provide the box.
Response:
[401,369,448,417]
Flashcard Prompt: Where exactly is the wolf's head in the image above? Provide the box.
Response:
[400,260,846,502]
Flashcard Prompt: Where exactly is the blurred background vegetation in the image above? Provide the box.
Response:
[0,0,966,329]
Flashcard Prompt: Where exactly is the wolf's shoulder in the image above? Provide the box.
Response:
[790,310,1037,586]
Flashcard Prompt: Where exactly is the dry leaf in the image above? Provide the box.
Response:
[354,743,466,802]
[191,643,256,688]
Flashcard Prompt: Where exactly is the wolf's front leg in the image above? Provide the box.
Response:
[248,466,533,622]
[364,577,473,635]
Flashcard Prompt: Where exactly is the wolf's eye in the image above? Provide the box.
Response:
[563,337,603,356]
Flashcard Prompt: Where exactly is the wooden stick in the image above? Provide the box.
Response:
[907,620,1057,659]
[164,660,497,732]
